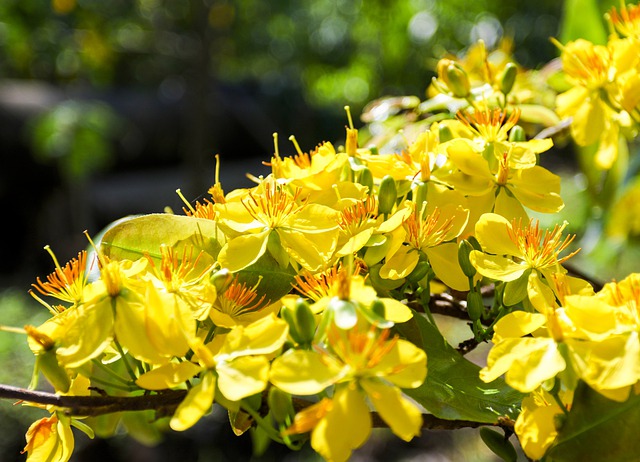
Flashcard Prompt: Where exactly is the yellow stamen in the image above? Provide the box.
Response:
[176,189,197,215]
[243,180,302,229]
[405,207,454,249]
[457,108,520,143]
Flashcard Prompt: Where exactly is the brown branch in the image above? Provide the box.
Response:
[0,383,512,431]
[0,383,186,417]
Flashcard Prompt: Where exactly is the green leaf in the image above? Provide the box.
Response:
[98,213,223,270]
[398,312,523,423]
[547,382,640,461]
[233,250,296,309]
[560,0,607,45]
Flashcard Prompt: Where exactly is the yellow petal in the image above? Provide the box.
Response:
[470,251,526,282]
[170,371,216,431]
[370,338,427,389]
[136,361,202,390]
[426,243,470,291]
[217,229,270,272]
[279,228,337,272]
[311,384,371,462]
[360,379,422,441]
[474,213,520,256]
[380,245,419,280]
[217,355,270,402]
[515,394,562,460]
[218,314,288,359]
[379,298,414,323]
[270,349,344,395]
[493,311,547,342]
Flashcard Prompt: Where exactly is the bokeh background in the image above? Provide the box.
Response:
[0,1,621,460]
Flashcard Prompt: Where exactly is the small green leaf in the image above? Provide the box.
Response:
[398,313,523,423]
[559,0,607,45]
[546,382,640,461]
[99,213,222,271]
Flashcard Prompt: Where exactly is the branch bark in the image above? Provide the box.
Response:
[0,383,511,431]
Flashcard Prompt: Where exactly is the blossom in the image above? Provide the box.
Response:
[554,37,640,168]
[441,109,561,221]
[217,177,340,272]
[22,413,74,462]
[270,322,426,462]
[380,198,469,291]
[136,314,288,431]
[470,213,579,305]
[208,276,279,327]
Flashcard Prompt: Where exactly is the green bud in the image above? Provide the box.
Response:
[458,240,477,278]
[445,63,471,98]
[363,238,390,267]
[294,298,316,344]
[370,299,386,318]
[508,124,526,143]
[377,175,397,215]
[407,260,430,283]
[268,387,294,425]
[211,268,232,293]
[437,59,470,98]
[479,427,517,462]
[467,291,485,321]
[499,62,518,96]
[280,305,301,342]
[438,124,454,143]
[37,350,70,393]
[466,235,482,251]
[358,167,374,195]
[413,181,428,212]
[368,263,405,293]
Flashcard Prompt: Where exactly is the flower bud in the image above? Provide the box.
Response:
[407,260,430,283]
[466,291,485,321]
[377,175,397,215]
[458,240,477,278]
[508,124,526,143]
[37,350,71,393]
[211,268,232,293]
[294,298,316,344]
[439,124,454,143]
[413,181,428,212]
[357,167,374,195]
[437,59,470,98]
[268,387,294,425]
[370,299,386,318]
[499,62,517,96]
[280,305,301,342]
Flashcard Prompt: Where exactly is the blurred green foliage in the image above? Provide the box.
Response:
[0,0,609,114]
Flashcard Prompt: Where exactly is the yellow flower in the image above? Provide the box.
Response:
[217,177,340,272]
[269,137,349,194]
[208,276,279,327]
[270,323,426,462]
[31,247,88,310]
[470,213,579,305]
[555,37,640,169]
[514,389,572,460]
[22,413,74,462]
[442,109,561,221]
[136,314,288,431]
[380,199,469,291]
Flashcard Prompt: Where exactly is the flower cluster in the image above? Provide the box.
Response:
[10,3,640,462]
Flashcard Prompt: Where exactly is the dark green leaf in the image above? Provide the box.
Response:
[547,382,640,461]
[398,313,523,423]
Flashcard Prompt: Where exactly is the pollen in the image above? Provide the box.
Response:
[243,180,302,229]
[457,108,520,143]
[338,196,377,233]
[32,247,87,306]
[328,324,398,371]
[405,207,454,249]
[215,277,266,317]
[507,219,580,270]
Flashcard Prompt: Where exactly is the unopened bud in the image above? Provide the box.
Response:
[499,62,518,96]
[370,299,386,318]
[357,167,374,195]
[294,298,316,344]
[407,260,430,283]
[413,181,428,212]
[211,268,233,293]
[437,59,470,98]
[458,240,477,278]
[467,291,485,321]
[508,124,526,142]
[37,350,70,393]
[268,387,294,425]
[377,175,397,215]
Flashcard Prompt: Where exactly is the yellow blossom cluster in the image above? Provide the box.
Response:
[12,3,640,462]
